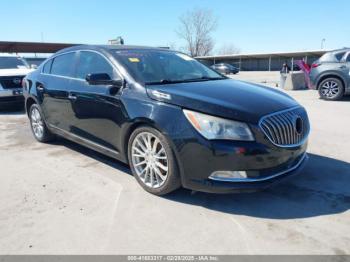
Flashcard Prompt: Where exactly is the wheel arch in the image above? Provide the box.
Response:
[122,118,185,184]
[25,96,38,116]
[316,74,346,90]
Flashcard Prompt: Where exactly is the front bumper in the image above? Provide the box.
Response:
[173,124,308,193]
[183,152,308,193]
[0,88,23,97]
[0,88,24,106]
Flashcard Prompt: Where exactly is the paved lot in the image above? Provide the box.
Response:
[0,84,350,254]
[230,71,281,87]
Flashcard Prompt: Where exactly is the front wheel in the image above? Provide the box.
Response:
[318,78,344,101]
[128,126,181,195]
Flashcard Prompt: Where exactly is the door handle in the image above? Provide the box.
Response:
[68,93,77,100]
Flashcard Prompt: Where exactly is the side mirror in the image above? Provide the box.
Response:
[86,73,123,87]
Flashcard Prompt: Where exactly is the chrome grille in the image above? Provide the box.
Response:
[0,76,25,89]
[259,107,310,147]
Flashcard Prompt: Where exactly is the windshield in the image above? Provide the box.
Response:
[113,49,225,85]
[0,57,29,69]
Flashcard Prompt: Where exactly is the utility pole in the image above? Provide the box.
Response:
[321,38,326,50]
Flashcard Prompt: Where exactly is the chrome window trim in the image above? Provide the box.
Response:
[40,73,86,82]
[258,106,310,148]
[209,153,308,182]
[40,49,124,83]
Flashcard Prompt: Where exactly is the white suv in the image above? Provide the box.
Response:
[0,55,33,108]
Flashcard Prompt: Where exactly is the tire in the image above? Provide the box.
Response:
[318,78,344,101]
[128,126,181,195]
[29,104,55,143]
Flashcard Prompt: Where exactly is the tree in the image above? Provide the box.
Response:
[217,43,241,55]
[176,8,218,57]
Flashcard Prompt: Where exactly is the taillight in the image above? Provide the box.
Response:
[311,63,320,68]
[22,78,27,89]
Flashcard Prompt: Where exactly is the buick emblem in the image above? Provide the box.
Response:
[295,116,303,135]
[13,78,21,85]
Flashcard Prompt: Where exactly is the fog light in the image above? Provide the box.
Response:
[209,171,248,181]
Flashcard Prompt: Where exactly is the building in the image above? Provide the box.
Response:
[196,50,328,71]
[0,41,79,54]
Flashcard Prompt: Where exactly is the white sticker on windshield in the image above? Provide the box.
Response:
[176,53,195,61]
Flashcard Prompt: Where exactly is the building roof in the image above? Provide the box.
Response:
[0,41,80,53]
[196,50,330,60]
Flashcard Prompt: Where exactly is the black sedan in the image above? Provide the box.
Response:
[211,63,239,74]
[23,45,309,195]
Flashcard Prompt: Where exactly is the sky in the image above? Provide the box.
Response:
[1,0,349,54]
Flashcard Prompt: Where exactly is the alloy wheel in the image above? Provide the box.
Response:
[131,132,169,189]
[31,108,44,139]
[320,80,340,98]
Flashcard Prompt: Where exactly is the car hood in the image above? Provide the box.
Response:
[0,68,33,77]
[146,79,299,124]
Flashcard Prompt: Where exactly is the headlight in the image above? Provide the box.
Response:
[183,109,254,141]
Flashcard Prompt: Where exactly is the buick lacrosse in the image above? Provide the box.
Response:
[23,45,309,195]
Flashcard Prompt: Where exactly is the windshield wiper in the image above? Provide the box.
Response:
[181,76,226,82]
[145,79,184,85]
[145,76,225,85]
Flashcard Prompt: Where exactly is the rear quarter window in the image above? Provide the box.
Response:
[335,52,346,61]
[42,59,52,74]
[320,51,346,62]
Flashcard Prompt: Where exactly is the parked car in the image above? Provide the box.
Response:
[310,48,350,100]
[293,64,301,71]
[24,57,47,68]
[23,45,310,195]
[211,63,239,74]
[0,55,33,108]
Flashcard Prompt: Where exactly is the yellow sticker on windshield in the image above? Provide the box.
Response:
[128,58,140,62]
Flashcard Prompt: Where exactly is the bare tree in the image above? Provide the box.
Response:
[217,43,241,55]
[176,8,218,57]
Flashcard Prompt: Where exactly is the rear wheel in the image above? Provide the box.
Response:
[128,126,181,195]
[29,104,55,142]
[318,78,344,101]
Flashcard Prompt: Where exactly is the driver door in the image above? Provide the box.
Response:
[66,50,126,153]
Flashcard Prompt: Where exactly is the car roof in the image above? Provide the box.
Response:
[56,45,174,55]
[329,48,350,54]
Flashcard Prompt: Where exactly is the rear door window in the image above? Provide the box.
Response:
[51,52,76,77]
[346,53,350,62]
